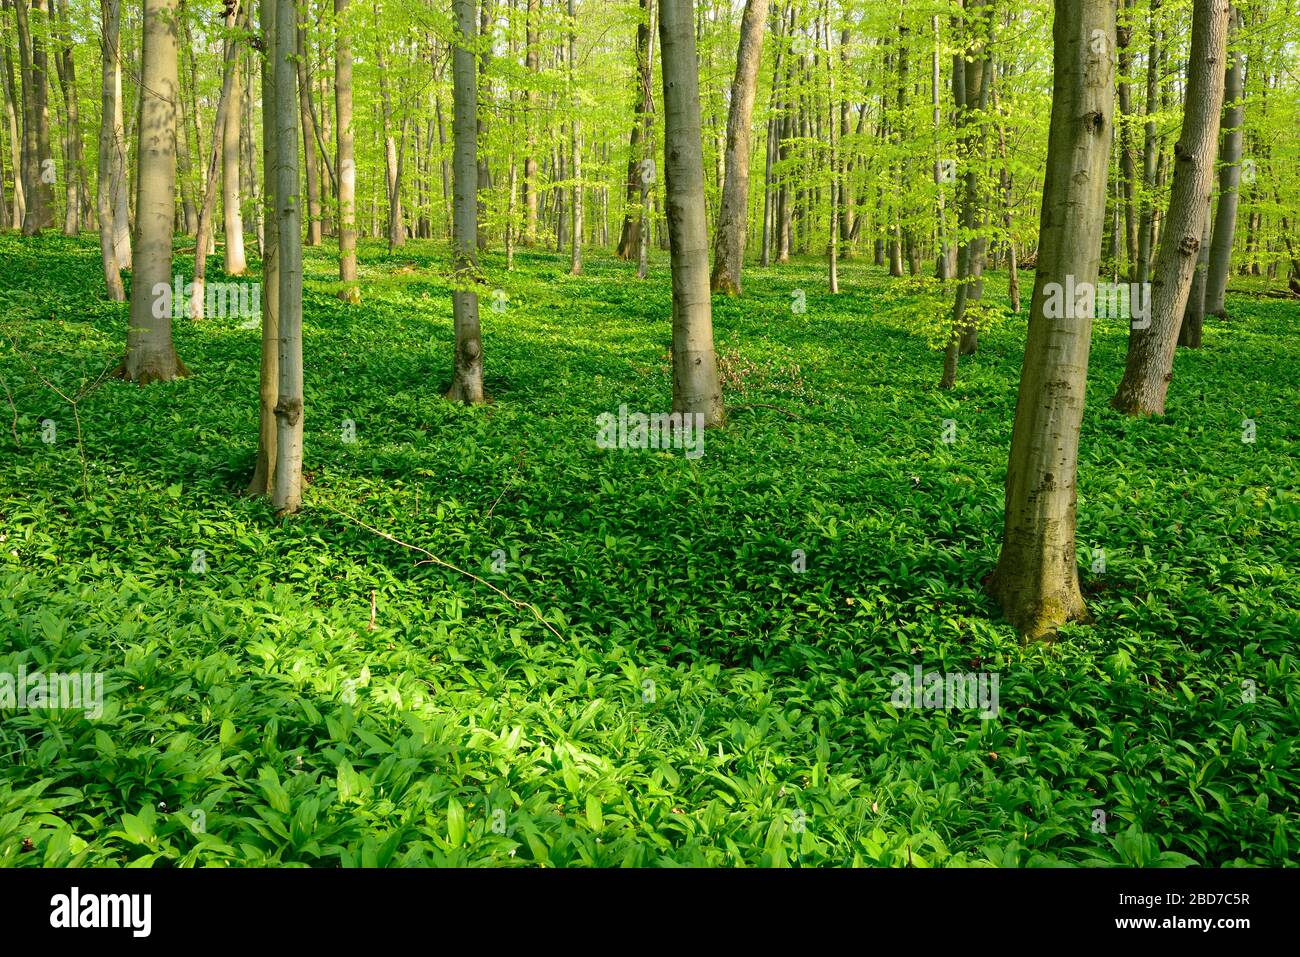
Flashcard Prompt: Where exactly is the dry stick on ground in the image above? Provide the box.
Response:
[7,338,117,498]
[323,503,564,641]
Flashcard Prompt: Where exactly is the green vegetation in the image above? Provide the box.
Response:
[2,233,1296,866]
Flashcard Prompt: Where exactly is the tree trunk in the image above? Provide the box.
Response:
[2,31,25,229]
[708,0,768,295]
[52,0,80,236]
[272,0,304,513]
[1202,3,1244,318]
[297,13,322,246]
[96,0,124,300]
[190,11,240,320]
[1178,194,1212,348]
[120,0,188,384]
[987,0,1115,641]
[16,0,56,233]
[1112,0,1229,416]
[446,0,485,404]
[248,0,281,498]
[617,0,654,260]
[568,0,582,274]
[659,0,723,427]
[335,0,358,296]
[523,0,539,244]
[223,17,247,275]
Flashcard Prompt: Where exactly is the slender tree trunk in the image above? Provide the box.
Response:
[446,0,485,404]
[223,17,247,275]
[568,0,582,274]
[97,0,124,300]
[1136,11,1161,285]
[120,0,188,383]
[16,0,56,233]
[523,0,539,244]
[335,0,358,296]
[988,0,1115,641]
[1202,3,1244,318]
[1112,0,1229,416]
[2,31,25,230]
[617,0,654,260]
[376,35,404,249]
[297,13,322,246]
[708,0,768,295]
[1117,0,1138,277]
[272,0,304,512]
[52,0,80,236]
[248,0,281,498]
[1178,194,1212,347]
[659,0,723,427]
[191,12,240,319]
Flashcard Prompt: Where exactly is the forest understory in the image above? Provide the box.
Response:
[1,233,1296,867]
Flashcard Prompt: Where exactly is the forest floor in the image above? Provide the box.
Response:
[1,232,1297,866]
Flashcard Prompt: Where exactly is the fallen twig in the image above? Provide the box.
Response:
[322,502,564,641]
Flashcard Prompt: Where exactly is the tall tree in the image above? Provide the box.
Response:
[987,0,1115,641]
[120,0,188,383]
[568,0,581,274]
[659,0,723,427]
[446,0,485,403]
[708,0,768,295]
[96,0,125,301]
[334,0,358,298]
[1202,2,1245,320]
[1112,0,1229,416]
[249,0,281,497]
[223,3,247,275]
[272,0,304,512]
[616,0,654,260]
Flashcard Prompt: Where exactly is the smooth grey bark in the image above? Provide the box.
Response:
[1202,3,1244,318]
[52,0,81,236]
[659,0,723,426]
[97,0,124,300]
[987,0,1116,641]
[708,0,768,295]
[222,16,247,275]
[190,9,240,320]
[1179,194,1213,347]
[446,0,485,404]
[120,0,187,383]
[616,0,654,260]
[568,0,582,274]
[335,0,358,295]
[2,29,25,229]
[249,0,281,498]
[297,13,321,246]
[1113,0,1229,416]
[272,0,304,513]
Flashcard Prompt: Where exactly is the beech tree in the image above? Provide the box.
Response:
[445,0,485,404]
[335,0,359,298]
[1112,0,1230,416]
[119,0,188,384]
[1201,2,1245,321]
[96,0,124,301]
[987,0,1115,641]
[272,0,304,512]
[708,0,768,295]
[659,0,722,427]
